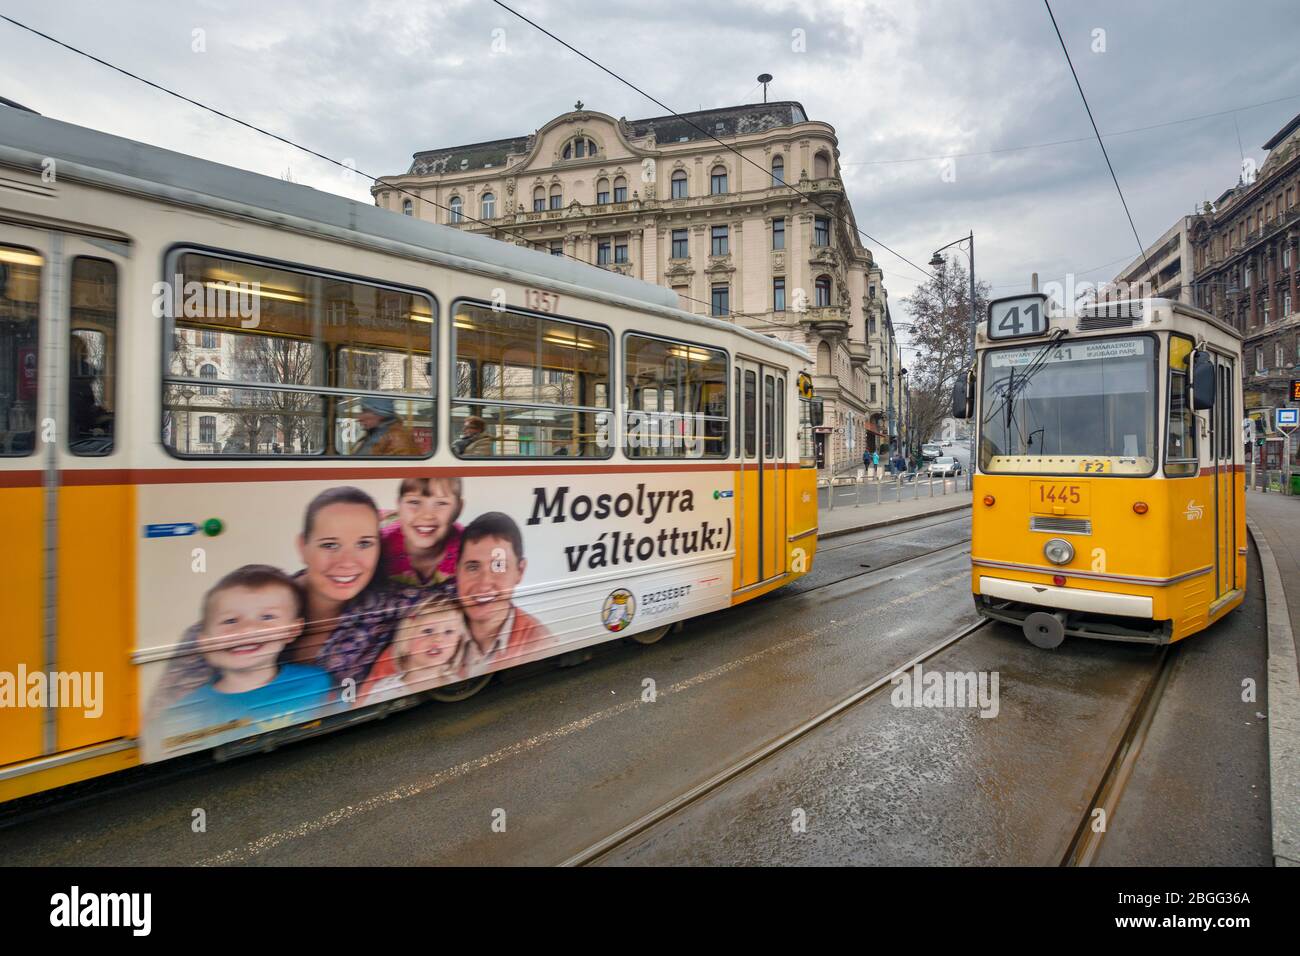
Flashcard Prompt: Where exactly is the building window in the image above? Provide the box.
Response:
[549,186,563,210]
[711,225,729,256]
[453,302,611,458]
[613,177,628,203]
[562,137,598,160]
[402,198,413,216]
[550,241,563,257]
[1278,343,1286,369]
[815,275,832,308]
[868,315,876,335]
[1264,299,1270,324]
[773,277,786,312]
[711,284,729,317]
[814,217,830,247]
[614,238,628,264]
[201,329,219,349]
[671,229,688,259]
[671,170,688,199]
[198,415,216,446]
[771,155,784,187]
[199,363,219,396]
[772,217,785,250]
[870,383,877,402]
[1285,245,1292,269]
[449,196,463,224]
[533,187,545,213]
[481,192,496,219]
[710,166,728,195]
[597,240,611,265]
[1257,346,1266,373]
[814,151,831,178]
[596,178,609,204]
[1286,292,1293,317]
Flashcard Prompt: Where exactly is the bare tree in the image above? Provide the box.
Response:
[902,254,990,446]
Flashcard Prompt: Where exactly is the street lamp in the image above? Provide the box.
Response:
[930,231,976,488]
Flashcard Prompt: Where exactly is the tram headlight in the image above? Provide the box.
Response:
[1043,537,1074,566]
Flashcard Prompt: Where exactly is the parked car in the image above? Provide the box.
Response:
[921,443,942,460]
[928,455,963,477]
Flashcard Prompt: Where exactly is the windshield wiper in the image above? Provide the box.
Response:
[982,329,1068,434]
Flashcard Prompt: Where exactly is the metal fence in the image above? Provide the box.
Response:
[819,468,971,510]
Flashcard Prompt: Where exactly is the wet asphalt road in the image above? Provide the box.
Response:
[0,511,1271,866]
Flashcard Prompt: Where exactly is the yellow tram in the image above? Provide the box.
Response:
[953,294,1245,648]
[0,106,820,802]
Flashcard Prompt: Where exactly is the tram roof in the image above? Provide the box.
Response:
[0,105,810,364]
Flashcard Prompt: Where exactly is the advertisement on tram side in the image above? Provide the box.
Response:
[136,471,736,761]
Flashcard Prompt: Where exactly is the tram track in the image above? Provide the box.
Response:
[1061,644,1178,866]
[561,617,991,867]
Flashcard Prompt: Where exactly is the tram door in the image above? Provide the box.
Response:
[0,229,131,769]
[737,360,786,588]
[1210,354,1237,598]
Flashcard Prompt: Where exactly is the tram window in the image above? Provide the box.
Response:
[798,399,816,467]
[734,368,741,459]
[777,377,785,458]
[0,245,42,457]
[764,374,775,458]
[980,335,1156,476]
[162,251,435,457]
[69,258,117,456]
[624,334,728,459]
[1165,334,1198,477]
[453,301,610,458]
[744,370,757,459]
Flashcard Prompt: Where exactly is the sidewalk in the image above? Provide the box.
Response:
[818,485,971,538]
[1245,490,1300,866]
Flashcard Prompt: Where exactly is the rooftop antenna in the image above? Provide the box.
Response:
[757,73,772,103]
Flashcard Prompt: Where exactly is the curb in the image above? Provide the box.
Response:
[819,499,971,540]
[1245,516,1300,867]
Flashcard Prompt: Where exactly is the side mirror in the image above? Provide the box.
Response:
[811,398,825,427]
[951,369,974,420]
[1191,351,1216,411]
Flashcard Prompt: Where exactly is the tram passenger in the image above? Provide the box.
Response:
[163,565,331,748]
[380,476,464,588]
[457,512,552,677]
[452,415,495,456]
[348,397,420,456]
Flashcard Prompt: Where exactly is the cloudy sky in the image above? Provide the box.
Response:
[3,0,1298,350]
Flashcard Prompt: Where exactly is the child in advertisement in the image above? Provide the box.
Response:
[363,594,470,704]
[162,565,332,751]
[380,477,464,589]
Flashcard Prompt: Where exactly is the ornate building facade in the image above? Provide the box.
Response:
[373,101,907,473]
[1189,111,1300,430]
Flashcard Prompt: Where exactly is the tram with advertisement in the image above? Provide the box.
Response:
[952,292,1245,648]
[0,105,822,802]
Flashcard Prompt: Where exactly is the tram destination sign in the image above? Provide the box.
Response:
[987,293,1050,341]
[989,337,1146,367]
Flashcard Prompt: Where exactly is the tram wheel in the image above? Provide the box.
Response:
[427,674,492,703]
[1023,611,1066,649]
[626,623,673,646]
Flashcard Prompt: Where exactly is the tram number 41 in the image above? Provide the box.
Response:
[988,294,1049,339]
[525,288,560,313]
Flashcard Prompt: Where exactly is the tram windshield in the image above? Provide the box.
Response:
[980,335,1156,476]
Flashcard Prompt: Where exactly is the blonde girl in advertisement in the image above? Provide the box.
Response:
[361,594,470,705]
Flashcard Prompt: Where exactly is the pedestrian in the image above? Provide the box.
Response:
[872,450,880,478]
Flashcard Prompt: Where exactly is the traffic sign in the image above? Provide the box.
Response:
[1277,407,1299,431]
